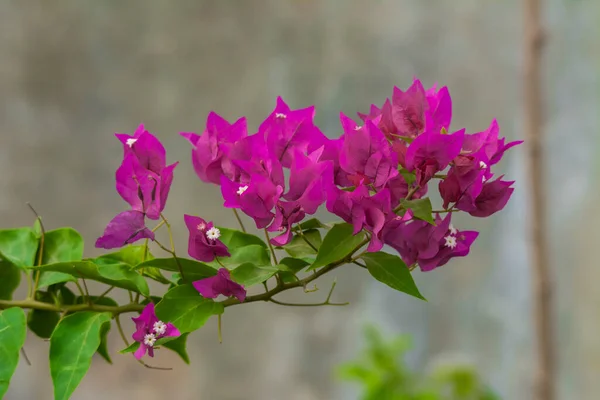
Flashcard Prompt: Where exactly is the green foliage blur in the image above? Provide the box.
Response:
[337,325,500,400]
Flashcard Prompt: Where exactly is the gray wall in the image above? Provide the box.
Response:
[1,1,598,399]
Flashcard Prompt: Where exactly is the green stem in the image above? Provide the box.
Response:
[0,299,145,315]
[263,229,279,265]
[159,214,186,281]
[232,209,246,233]
[27,203,46,299]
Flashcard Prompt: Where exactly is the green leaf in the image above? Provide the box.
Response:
[155,284,224,333]
[307,223,365,271]
[282,229,322,258]
[361,252,426,300]
[399,169,416,185]
[95,245,153,266]
[119,341,140,354]
[42,228,84,264]
[161,333,190,364]
[0,308,27,398]
[49,311,111,400]
[34,261,149,295]
[277,257,310,273]
[400,198,434,224]
[294,218,328,231]
[37,271,76,289]
[27,292,60,339]
[216,227,267,249]
[141,267,172,284]
[0,260,21,300]
[97,321,112,364]
[230,263,278,287]
[0,227,39,268]
[136,257,217,282]
[214,244,271,269]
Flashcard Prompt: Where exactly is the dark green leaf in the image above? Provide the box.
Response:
[136,257,217,283]
[42,228,84,264]
[161,333,190,364]
[27,292,60,339]
[119,341,140,354]
[0,260,21,300]
[0,227,39,268]
[37,271,76,289]
[97,321,112,364]
[216,227,267,249]
[155,284,224,333]
[34,261,149,295]
[307,223,365,271]
[277,257,310,273]
[230,263,278,287]
[294,218,328,231]
[361,252,426,300]
[400,198,434,224]
[282,229,322,258]
[49,311,111,400]
[141,267,172,284]
[0,308,27,398]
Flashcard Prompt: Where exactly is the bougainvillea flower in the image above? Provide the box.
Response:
[338,116,398,189]
[193,268,246,302]
[350,188,393,252]
[115,124,167,176]
[221,173,283,229]
[95,210,154,249]
[266,201,306,246]
[424,85,452,135]
[462,120,523,166]
[438,154,487,210]
[385,174,428,208]
[115,153,178,220]
[131,303,180,360]
[384,214,478,271]
[259,97,321,168]
[180,112,248,185]
[184,214,230,262]
[456,176,515,217]
[391,79,429,138]
[231,135,285,190]
[284,149,332,214]
[405,128,465,187]
[307,130,352,187]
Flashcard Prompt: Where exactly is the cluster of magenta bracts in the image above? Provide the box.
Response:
[95,79,521,358]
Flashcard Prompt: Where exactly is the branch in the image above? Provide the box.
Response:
[524,0,554,399]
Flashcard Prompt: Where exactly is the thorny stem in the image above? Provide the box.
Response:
[232,209,246,233]
[20,348,31,366]
[74,281,86,299]
[115,315,172,371]
[97,286,115,302]
[269,279,349,307]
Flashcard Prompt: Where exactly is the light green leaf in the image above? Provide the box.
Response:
[49,311,111,400]
[0,227,39,268]
[155,284,224,333]
[161,333,190,364]
[212,244,271,269]
[136,257,217,283]
[399,169,416,185]
[361,252,426,300]
[37,271,76,289]
[34,261,149,295]
[119,341,140,354]
[0,308,27,398]
[400,198,434,224]
[0,260,21,300]
[95,245,153,266]
[42,228,84,264]
[230,263,278,287]
[281,229,322,258]
[216,227,267,249]
[73,297,117,364]
[307,223,365,271]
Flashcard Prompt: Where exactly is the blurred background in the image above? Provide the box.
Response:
[1,0,599,399]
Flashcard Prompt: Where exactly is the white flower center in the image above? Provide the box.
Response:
[444,235,457,249]
[153,321,167,336]
[143,333,156,347]
[237,185,248,195]
[197,223,206,231]
[275,113,287,119]
[126,138,137,147]
[354,125,362,131]
[206,227,221,240]
[479,161,487,169]
[448,224,457,235]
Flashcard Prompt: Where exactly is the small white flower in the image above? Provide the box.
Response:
[143,333,156,347]
[448,224,457,235]
[482,175,488,183]
[126,138,137,147]
[479,160,487,169]
[153,321,167,336]
[275,113,287,119]
[444,235,457,249]
[197,223,206,231]
[237,185,248,195]
[206,227,221,240]
[354,125,362,130]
